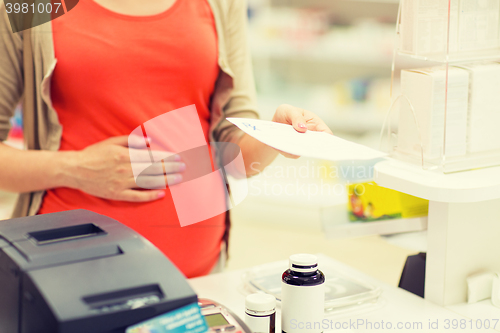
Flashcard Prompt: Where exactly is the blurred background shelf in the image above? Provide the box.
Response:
[248,0,427,138]
[267,0,400,14]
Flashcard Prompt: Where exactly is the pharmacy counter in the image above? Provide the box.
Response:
[189,254,500,332]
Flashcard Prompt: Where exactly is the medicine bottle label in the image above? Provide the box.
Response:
[245,312,275,333]
[281,283,324,333]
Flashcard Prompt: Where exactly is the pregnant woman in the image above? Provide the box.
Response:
[0,0,332,277]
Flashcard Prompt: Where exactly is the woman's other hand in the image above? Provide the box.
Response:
[271,104,333,158]
[65,135,185,202]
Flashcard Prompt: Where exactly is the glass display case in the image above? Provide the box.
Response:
[382,0,500,173]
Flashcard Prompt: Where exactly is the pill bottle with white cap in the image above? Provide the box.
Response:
[245,293,276,333]
[281,254,325,333]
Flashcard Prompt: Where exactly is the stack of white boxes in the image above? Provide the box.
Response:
[398,67,469,160]
[396,0,500,168]
[400,0,459,55]
[398,63,500,161]
[456,62,500,153]
[458,0,500,52]
[400,0,500,57]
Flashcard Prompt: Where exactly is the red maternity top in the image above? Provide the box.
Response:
[39,0,226,278]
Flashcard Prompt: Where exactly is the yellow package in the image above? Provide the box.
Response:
[347,182,428,222]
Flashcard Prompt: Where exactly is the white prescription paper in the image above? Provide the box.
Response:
[228,118,387,161]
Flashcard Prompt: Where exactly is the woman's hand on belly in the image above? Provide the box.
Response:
[64,135,185,202]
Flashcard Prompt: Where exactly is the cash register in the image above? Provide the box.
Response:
[0,209,200,333]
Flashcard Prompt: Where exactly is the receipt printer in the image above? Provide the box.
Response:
[0,209,197,333]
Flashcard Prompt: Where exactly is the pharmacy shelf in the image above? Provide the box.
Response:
[270,0,400,8]
[357,0,399,3]
[374,159,500,203]
[327,109,387,134]
[378,0,500,309]
[398,49,500,65]
[251,46,393,67]
[375,158,500,306]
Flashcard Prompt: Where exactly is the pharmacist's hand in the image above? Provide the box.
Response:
[272,104,333,158]
[68,135,185,202]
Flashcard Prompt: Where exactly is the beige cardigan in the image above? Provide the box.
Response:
[0,0,259,218]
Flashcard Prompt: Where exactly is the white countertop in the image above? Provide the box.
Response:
[189,254,500,332]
